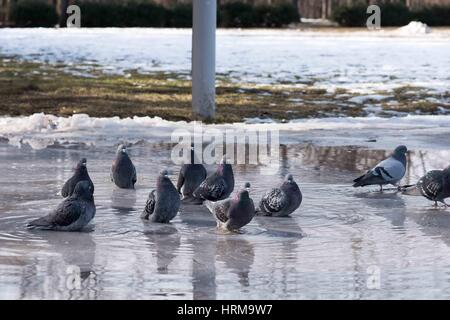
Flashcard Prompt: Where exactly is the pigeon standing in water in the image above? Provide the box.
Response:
[205,182,255,232]
[257,174,302,217]
[193,155,234,202]
[415,166,450,207]
[141,170,181,223]
[353,145,408,191]
[111,144,137,189]
[28,181,95,232]
[61,158,94,198]
[177,145,207,204]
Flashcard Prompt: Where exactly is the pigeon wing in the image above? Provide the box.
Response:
[48,199,83,227]
[209,199,232,223]
[418,170,443,200]
[194,175,227,201]
[141,190,156,219]
[260,188,287,214]
[373,157,405,182]
[61,179,70,198]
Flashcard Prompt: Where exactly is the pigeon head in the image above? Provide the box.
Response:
[73,180,94,200]
[392,145,408,165]
[157,169,173,188]
[394,145,408,155]
[117,144,128,155]
[238,188,250,201]
[189,144,200,164]
[76,158,87,169]
[285,174,294,183]
[217,154,233,173]
[190,146,195,163]
[244,182,251,192]
[220,154,229,164]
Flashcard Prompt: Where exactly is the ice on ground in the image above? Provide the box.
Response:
[396,21,432,35]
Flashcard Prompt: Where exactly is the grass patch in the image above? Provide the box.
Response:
[0,58,446,122]
[0,58,368,122]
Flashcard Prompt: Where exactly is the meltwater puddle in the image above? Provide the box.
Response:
[1,141,450,299]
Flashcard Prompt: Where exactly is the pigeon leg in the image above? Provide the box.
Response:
[379,185,383,192]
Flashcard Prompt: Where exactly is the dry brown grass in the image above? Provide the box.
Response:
[1,58,446,122]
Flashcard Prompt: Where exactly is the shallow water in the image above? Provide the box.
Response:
[1,141,450,299]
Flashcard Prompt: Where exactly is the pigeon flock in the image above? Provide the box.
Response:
[27,144,450,232]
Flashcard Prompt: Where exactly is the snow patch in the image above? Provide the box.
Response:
[348,95,389,104]
[2,113,450,149]
[396,21,431,35]
[0,28,449,98]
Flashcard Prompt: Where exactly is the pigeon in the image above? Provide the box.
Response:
[177,145,207,204]
[353,145,408,191]
[415,166,450,207]
[61,158,94,198]
[205,182,255,232]
[193,155,234,202]
[257,174,302,217]
[111,144,137,189]
[141,170,181,223]
[27,181,96,232]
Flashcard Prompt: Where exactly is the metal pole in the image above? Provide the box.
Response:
[192,0,216,121]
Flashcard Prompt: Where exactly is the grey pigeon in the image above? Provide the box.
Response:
[353,145,408,191]
[205,182,255,232]
[193,155,234,202]
[111,144,137,189]
[415,166,450,207]
[177,145,207,204]
[257,174,302,217]
[141,170,181,223]
[28,181,96,232]
[61,158,94,198]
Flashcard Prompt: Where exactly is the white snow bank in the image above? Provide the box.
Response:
[396,21,431,35]
[2,113,450,149]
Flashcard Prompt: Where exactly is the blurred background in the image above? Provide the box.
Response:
[0,0,449,28]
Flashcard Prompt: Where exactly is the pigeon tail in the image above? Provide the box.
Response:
[27,217,53,230]
[181,196,203,205]
[401,185,421,196]
[204,200,215,214]
[353,171,385,187]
